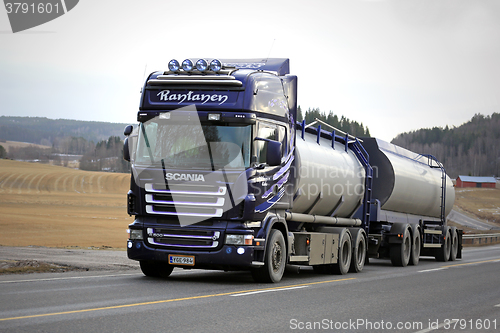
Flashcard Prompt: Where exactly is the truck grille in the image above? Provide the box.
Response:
[146,227,221,249]
[145,183,226,218]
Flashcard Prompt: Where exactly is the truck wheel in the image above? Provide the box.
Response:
[349,229,366,273]
[409,228,421,266]
[333,229,352,275]
[435,227,451,262]
[140,261,174,278]
[252,229,286,283]
[390,227,411,267]
[450,227,458,261]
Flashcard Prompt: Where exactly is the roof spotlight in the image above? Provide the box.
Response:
[209,59,222,72]
[196,59,208,72]
[168,59,180,72]
[182,59,194,72]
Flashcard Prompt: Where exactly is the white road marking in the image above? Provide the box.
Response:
[418,268,447,273]
[230,285,308,296]
[414,322,448,333]
[495,303,500,307]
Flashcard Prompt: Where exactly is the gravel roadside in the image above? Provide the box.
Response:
[0,246,140,274]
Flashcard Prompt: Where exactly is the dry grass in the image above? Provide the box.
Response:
[454,188,500,225]
[0,141,51,151]
[0,159,133,249]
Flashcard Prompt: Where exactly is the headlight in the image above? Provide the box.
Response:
[129,229,143,240]
[182,59,194,72]
[226,234,253,245]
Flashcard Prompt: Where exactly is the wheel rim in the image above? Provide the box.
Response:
[356,238,366,266]
[272,241,283,272]
[403,235,411,260]
[341,240,350,266]
[452,234,458,254]
[414,235,421,256]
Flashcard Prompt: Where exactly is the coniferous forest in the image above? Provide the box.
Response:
[391,113,500,178]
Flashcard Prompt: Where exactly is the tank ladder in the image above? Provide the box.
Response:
[298,119,373,233]
[419,154,447,247]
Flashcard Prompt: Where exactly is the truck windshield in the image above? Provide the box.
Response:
[135,120,252,170]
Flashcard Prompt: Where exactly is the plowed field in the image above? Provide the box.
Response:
[0,159,133,248]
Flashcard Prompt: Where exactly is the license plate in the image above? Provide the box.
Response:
[168,255,195,266]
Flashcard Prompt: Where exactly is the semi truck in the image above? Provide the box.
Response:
[123,58,462,283]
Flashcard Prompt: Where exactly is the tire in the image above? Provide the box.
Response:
[390,226,411,267]
[409,228,421,266]
[252,229,286,283]
[333,229,352,275]
[140,261,174,278]
[435,227,451,262]
[450,227,458,261]
[349,229,367,273]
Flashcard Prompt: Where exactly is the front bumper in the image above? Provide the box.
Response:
[127,240,263,270]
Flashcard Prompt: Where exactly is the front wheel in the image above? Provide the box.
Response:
[252,229,286,283]
[139,261,174,278]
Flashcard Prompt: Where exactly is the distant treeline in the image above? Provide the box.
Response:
[297,106,371,137]
[0,116,128,147]
[0,117,130,172]
[392,113,500,178]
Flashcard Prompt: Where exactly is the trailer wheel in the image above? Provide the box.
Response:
[390,227,411,267]
[450,227,458,261]
[139,261,174,278]
[252,229,286,283]
[435,227,451,262]
[349,229,366,273]
[409,228,421,266]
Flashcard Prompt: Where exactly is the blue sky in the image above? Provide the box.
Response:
[1,0,499,141]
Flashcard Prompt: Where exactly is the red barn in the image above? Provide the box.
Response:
[456,175,497,188]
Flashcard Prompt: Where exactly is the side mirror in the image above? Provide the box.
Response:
[255,137,282,167]
[123,137,130,162]
[124,125,133,136]
[266,140,282,166]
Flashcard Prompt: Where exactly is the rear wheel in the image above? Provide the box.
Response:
[252,229,286,283]
[450,227,458,261]
[139,261,174,278]
[409,228,421,266]
[390,227,411,267]
[333,229,352,275]
[435,227,451,262]
[349,229,366,273]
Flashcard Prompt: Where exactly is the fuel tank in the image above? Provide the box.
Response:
[360,138,455,218]
[292,131,365,217]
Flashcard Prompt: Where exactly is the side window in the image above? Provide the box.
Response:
[277,125,288,158]
[254,122,287,164]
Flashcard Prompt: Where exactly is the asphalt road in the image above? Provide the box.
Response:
[448,209,500,231]
[1,246,499,333]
